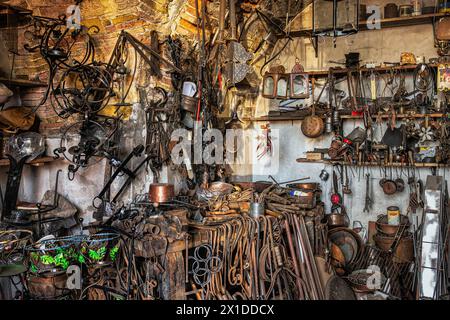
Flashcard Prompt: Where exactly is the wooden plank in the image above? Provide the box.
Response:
[305,64,439,78]
[282,13,447,38]
[296,157,446,168]
[0,78,47,88]
[252,112,447,122]
[0,156,62,167]
[161,251,186,300]
[359,13,447,31]
[340,113,446,120]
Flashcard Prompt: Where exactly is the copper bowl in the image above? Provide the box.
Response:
[149,183,175,203]
[375,214,410,236]
[374,233,414,263]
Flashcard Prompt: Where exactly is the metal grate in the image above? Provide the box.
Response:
[350,245,416,299]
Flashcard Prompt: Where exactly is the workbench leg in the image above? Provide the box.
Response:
[161,251,185,300]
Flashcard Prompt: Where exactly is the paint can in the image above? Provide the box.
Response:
[387,206,400,225]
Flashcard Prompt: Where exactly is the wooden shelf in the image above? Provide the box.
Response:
[0,156,62,167]
[282,12,447,39]
[305,63,439,78]
[0,4,32,28]
[0,78,47,88]
[296,158,444,168]
[341,113,447,120]
[359,13,447,31]
[252,115,307,122]
[252,112,448,122]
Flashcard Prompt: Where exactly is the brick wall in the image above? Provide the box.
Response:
[5,0,211,135]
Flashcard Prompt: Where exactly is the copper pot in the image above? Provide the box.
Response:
[327,213,350,229]
[374,233,414,263]
[436,17,450,41]
[149,183,175,203]
[27,272,68,299]
[375,214,410,236]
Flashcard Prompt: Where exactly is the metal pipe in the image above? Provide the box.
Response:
[283,218,304,299]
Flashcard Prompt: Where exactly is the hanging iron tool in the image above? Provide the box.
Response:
[363,173,373,213]
[1,133,45,222]
[223,0,253,87]
[92,144,150,215]
[342,166,352,195]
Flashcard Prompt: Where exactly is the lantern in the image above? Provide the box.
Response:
[313,0,360,38]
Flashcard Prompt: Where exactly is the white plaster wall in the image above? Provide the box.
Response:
[0,102,166,225]
[250,11,444,227]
